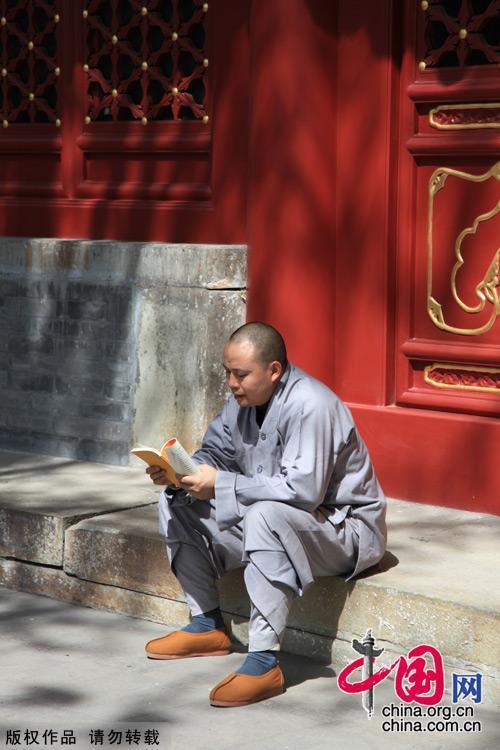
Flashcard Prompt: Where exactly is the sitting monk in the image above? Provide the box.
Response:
[145,321,387,707]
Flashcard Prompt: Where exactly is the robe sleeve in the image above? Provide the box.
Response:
[191,399,241,472]
[162,399,240,509]
[215,395,337,529]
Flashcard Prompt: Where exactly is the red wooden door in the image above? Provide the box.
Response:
[247,0,499,514]
[387,0,500,512]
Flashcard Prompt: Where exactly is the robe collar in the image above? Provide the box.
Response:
[250,361,297,433]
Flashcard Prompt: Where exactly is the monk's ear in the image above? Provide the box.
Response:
[269,360,283,383]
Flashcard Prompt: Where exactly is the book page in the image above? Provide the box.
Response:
[130,447,179,486]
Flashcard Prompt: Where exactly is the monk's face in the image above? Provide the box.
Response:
[223,341,283,407]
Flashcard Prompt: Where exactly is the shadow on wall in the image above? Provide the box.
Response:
[0,238,246,466]
[0,241,140,465]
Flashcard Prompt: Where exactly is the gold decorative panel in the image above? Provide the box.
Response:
[427,162,500,336]
[424,363,500,393]
[429,103,500,130]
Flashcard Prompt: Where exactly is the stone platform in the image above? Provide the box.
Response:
[1,448,499,705]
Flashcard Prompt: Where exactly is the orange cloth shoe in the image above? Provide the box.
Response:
[145,627,232,660]
[209,665,285,707]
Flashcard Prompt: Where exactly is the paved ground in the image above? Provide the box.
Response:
[1,588,498,750]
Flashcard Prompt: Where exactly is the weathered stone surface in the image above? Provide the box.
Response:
[0,450,157,565]
[0,557,189,627]
[132,286,245,454]
[60,499,500,680]
[64,505,183,600]
[0,238,247,288]
[0,237,247,465]
[218,568,500,672]
[2,557,498,706]
[227,616,500,706]
[0,262,139,465]
[218,498,500,687]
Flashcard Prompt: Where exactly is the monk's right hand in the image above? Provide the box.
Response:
[146,465,169,485]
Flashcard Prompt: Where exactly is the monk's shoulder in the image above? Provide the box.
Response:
[286,364,345,413]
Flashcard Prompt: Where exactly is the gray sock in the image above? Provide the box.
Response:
[181,607,225,633]
[235,650,277,675]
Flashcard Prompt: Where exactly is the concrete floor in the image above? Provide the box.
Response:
[1,587,498,750]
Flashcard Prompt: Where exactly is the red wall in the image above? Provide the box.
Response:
[246,0,338,381]
[245,0,499,515]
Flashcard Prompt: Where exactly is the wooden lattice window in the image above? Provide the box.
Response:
[421,0,500,67]
[84,0,209,123]
[0,0,61,127]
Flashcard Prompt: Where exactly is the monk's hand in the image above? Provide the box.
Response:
[178,464,216,500]
[146,465,171,485]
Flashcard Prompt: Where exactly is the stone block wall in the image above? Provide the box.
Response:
[0,276,137,463]
[0,238,246,465]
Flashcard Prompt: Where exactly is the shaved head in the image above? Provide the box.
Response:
[228,321,287,368]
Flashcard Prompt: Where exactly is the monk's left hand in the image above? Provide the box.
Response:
[178,464,216,500]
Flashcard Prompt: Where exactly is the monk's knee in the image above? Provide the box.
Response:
[243,501,282,530]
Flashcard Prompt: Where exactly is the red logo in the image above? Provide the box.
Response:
[337,630,445,718]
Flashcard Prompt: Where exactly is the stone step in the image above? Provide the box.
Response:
[64,504,181,601]
[1,448,499,705]
[0,449,158,565]
[59,499,500,700]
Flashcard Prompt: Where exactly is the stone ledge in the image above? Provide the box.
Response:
[0,237,247,290]
[1,445,499,705]
[65,505,500,671]
[0,558,189,626]
[58,499,500,703]
[1,558,498,706]
[64,505,181,600]
[0,449,157,565]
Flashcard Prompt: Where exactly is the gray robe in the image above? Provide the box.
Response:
[165,362,387,592]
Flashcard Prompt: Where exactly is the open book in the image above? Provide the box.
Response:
[131,437,199,486]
